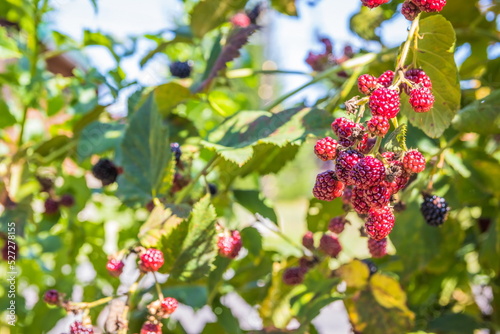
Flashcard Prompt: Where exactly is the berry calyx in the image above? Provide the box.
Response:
[282,267,307,285]
[230,13,251,27]
[92,159,120,186]
[302,231,315,250]
[314,137,339,161]
[139,248,164,272]
[169,61,192,78]
[312,170,345,201]
[70,321,94,334]
[365,207,395,240]
[401,0,421,21]
[403,149,426,173]
[351,156,386,188]
[140,322,162,334]
[59,194,75,207]
[361,0,390,9]
[369,88,401,119]
[368,238,388,258]
[43,289,60,305]
[413,0,446,12]
[377,70,395,88]
[328,216,348,234]
[420,194,450,226]
[358,74,379,95]
[367,116,390,137]
[44,198,59,215]
[409,87,435,112]
[404,69,432,94]
[217,230,242,259]
[319,234,342,257]
[106,258,125,277]
[161,297,179,314]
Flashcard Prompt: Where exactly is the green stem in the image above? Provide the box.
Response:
[266,53,378,111]
[369,136,383,155]
[174,156,219,204]
[396,14,420,72]
[326,65,364,113]
[226,68,311,79]
[153,272,164,300]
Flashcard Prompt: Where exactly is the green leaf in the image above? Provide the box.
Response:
[140,33,194,67]
[190,0,247,38]
[0,26,21,59]
[428,313,483,334]
[34,135,72,158]
[383,123,408,152]
[271,0,297,16]
[452,90,500,135]
[0,100,17,128]
[337,260,370,290]
[401,15,461,138]
[117,94,171,206]
[162,285,208,309]
[350,7,384,41]
[233,189,277,222]
[76,121,125,160]
[306,198,344,233]
[154,82,194,116]
[72,105,107,137]
[165,195,218,282]
[138,204,185,248]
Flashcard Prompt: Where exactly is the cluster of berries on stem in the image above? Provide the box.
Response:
[361,0,446,21]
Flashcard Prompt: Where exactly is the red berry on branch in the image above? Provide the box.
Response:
[328,216,348,234]
[335,149,364,185]
[217,230,242,259]
[314,137,339,161]
[368,238,388,258]
[351,156,386,188]
[358,74,379,95]
[413,0,446,12]
[405,69,432,93]
[403,150,426,173]
[106,258,125,277]
[367,116,390,137]
[302,231,315,250]
[365,206,395,240]
[282,267,307,285]
[363,184,391,208]
[319,234,342,257]
[361,0,390,9]
[59,194,75,207]
[44,198,60,215]
[230,13,251,27]
[351,187,371,215]
[70,321,94,334]
[43,289,59,305]
[312,170,345,201]
[369,88,401,119]
[140,322,162,334]
[161,297,179,314]
[139,248,164,272]
[409,87,435,112]
[377,70,395,88]
[401,0,421,21]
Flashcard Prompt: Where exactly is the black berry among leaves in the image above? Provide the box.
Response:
[170,142,182,163]
[92,159,119,186]
[169,61,192,78]
[420,193,450,226]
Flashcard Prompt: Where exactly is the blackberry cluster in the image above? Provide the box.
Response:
[420,194,450,226]
[44,194,75,214]
[92,158,120,186]
[361,0,447,18]
[169,61,192,79]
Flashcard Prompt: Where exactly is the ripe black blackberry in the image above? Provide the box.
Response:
[208,183,218,196]
[420,193,450,226]
[361,259,378,276]
[92,159,120,186]
[169,61,192,78]
[170,142,182,163]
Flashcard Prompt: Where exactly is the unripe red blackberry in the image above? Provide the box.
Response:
[363,184,391,208]
[368,238,388,258]
[365,207,395,240]
[356,133,376,154]
[44,198,59,215]
[351,187,371,215]
[92,159,120,186]
[169,61,192,78]
[369,88,400,119]
[361,0,390,8]
[377,70,395,88]
[405,69,432,94]
[314,137,339,161]
[161,297,178,314]
[402,0,421,20]
[106,258,125,277]
[358,74,379,95]
[409,87,435,113]
[217,230,242,259]
[335,149,364,185]
[319,234,342,257]
[230,12,251,27]
[331,118,365,147]
[351,156,386,188]
[70,321,94,334]
[328,216,348,234]
[367,116,390,137]
[59,194,75,207]
[43,289,60,305]
[420,194,450,226]
[403,149,426,173]
[141,322,162,334]
[312,170,345,201]
[139,248,164,272]
[282,266,307,285]
[302,231,315,250]
[342,187,353,205]
[413,0,446,12]
[299,256,319,269]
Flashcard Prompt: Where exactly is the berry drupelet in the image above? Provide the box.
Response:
[92,158,120,186]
